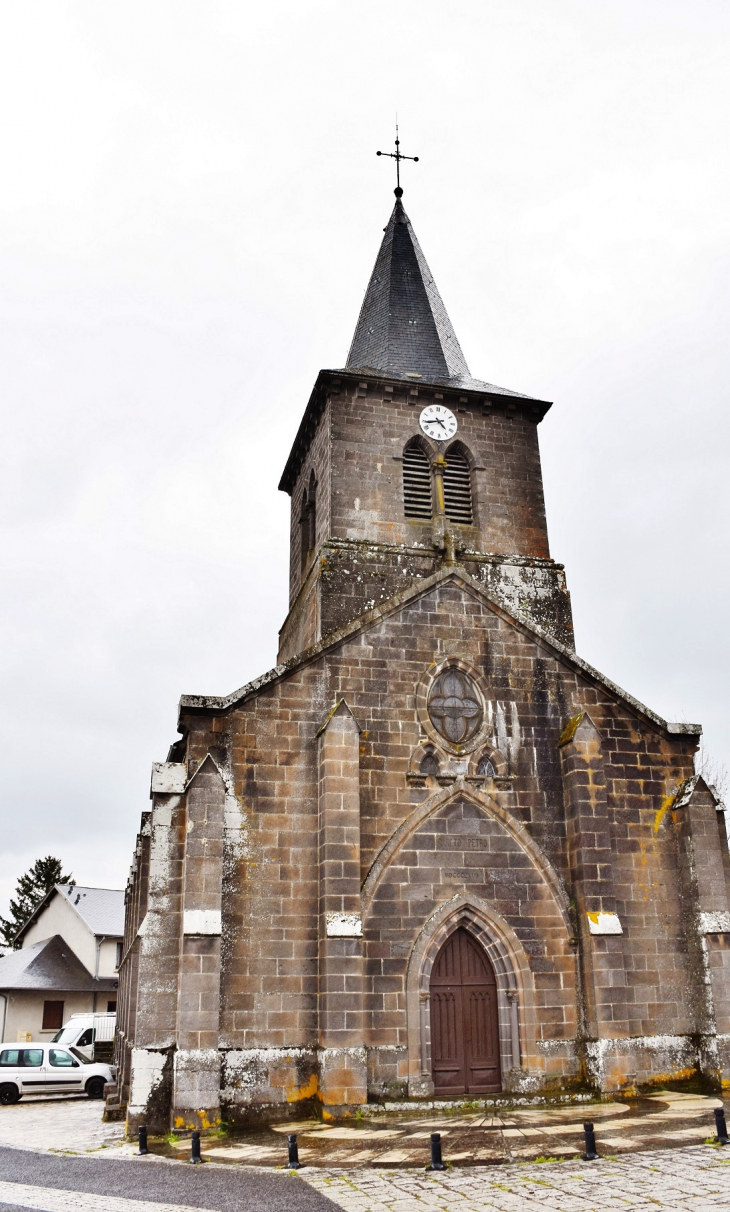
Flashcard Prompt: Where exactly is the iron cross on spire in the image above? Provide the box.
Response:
[376,124,418,197]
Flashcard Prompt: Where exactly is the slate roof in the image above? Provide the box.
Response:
[0,935,117,992]
[346,198,471,381]
[14,885,125,945]
[280,202,550,492]
[336,365,536,399]
[56,886,125,936]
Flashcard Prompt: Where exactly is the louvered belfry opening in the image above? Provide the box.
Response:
[443,448,473,524]
[403,442,432,519]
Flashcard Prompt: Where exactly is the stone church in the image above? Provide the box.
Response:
[110,186,730,1133]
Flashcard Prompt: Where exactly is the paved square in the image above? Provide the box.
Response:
[301,1147,730,1210]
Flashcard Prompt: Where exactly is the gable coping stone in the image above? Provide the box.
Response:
[178,564,701,741]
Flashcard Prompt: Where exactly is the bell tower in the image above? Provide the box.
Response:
[278,193,573,661]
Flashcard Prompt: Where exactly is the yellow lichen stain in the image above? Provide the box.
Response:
[286,1072,318,1102]
[645,1067,695,1088]
[172,1109,220,1132]
[557,713,585,749]
[586,911,600,926]
[654,791,677,835]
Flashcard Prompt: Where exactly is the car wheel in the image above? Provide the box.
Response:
[0,1084,20,1105]
[85,1077,106,1100]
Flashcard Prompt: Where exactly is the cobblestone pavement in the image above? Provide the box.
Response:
[0,1097,128,1157]
[301,1147,730,1210]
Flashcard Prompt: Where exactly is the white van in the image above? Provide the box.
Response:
[51,1012,116,1062]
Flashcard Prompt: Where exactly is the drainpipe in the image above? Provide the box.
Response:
[0,993,7,1044]
[93,936,106,1014]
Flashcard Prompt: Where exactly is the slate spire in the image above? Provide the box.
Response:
[346,198,470,381]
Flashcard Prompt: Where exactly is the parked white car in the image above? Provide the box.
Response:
[0,1043,115,1104]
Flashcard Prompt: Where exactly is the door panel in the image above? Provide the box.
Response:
[430,989,465,1093]
[430,928,501,1095]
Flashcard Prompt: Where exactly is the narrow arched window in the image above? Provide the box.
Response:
[300,471,317,571]
[420,750,439,776]
[477,755,495,778]
[443,448,473,524]
[403,442,432,519]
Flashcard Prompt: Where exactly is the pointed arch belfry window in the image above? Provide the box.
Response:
[300,470,317,571]
[403,441,432,519]
[443,447,473,524]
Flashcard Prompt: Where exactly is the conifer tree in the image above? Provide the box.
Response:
[0,856,74,949]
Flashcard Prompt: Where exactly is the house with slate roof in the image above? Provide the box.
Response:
[111,185,730,1133]
[0,885,124,1043]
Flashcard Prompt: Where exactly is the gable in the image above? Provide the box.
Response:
[179,564,700,744]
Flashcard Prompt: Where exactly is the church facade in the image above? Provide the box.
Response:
[110,191,730,1133]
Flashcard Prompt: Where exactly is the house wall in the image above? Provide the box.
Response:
[0,991,94,1045]
[23,899,95,973]
[22,898,120,978]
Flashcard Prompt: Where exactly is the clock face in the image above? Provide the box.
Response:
[419,404,457,441]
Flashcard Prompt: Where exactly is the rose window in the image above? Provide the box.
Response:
[427,668,483,746]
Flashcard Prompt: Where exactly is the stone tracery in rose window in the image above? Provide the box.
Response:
[426,667,483,747]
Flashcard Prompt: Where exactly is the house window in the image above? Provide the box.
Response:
[403,442,432,519]
[42,1001,64,1031]
[115,941,122,969]
[443,447,473,524]
[107,1001,117,1013]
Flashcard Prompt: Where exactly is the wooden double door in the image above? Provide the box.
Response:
[430,927,501,1095]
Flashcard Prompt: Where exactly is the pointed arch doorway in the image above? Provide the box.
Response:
[430,927,501,1095]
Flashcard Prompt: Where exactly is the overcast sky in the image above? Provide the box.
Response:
[1,1,728,913]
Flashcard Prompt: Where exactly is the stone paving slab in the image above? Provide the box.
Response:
[0,1097,127,1157]
[174,1093,725,1169]
[300,1147,730,1211]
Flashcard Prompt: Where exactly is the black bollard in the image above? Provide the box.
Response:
[715,1107,729,1146]
[287,1133,301,1170]
[583,1121,599,1161]
[137,1125,149,1156]
[190,1130,202,1164]
[428,1132,446,1171]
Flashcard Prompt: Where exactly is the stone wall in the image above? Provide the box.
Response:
[282,370,555,640]
[279,541,574,661]
[111,573,730,1132]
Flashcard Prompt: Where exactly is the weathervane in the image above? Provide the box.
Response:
[376,123,418,197]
